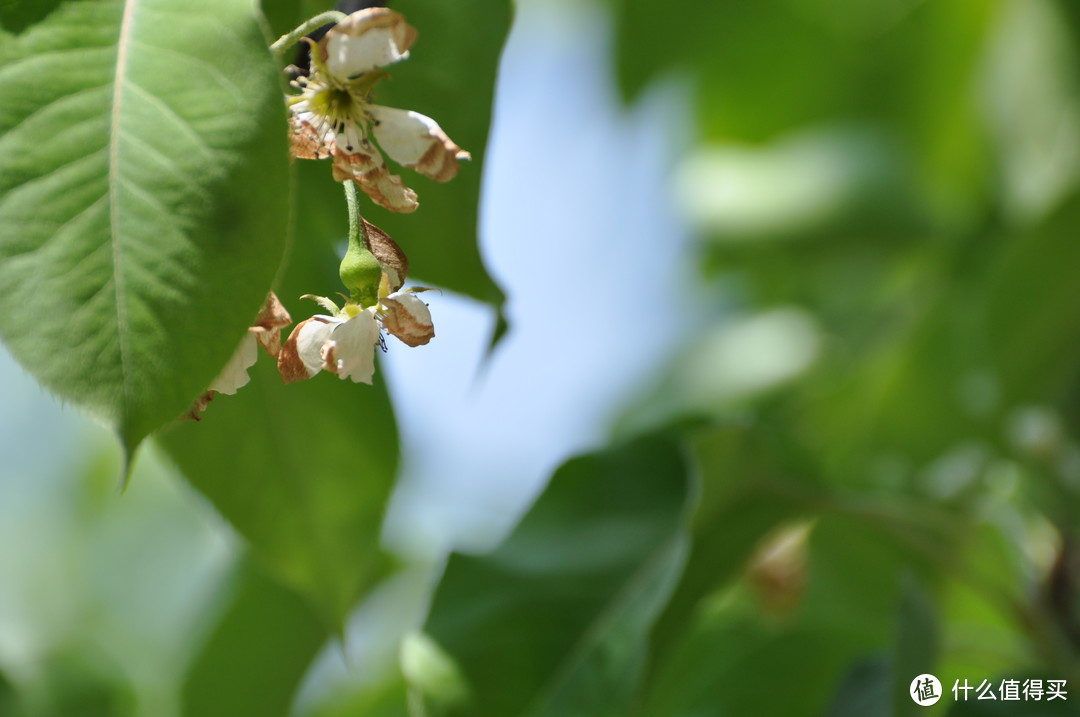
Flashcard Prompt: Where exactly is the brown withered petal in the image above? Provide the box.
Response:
[279,316,338,384]
[382,294,434,347]
[252,292,293,357]
[339,165,418,214]
[318,8,417,78]
[288,114,332,160]
[279,319,316,384]
[181,391,214,421]
[362,219,409,292]
[414,139,470,183]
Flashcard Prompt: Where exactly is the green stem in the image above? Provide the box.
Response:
[270,11,349,56]
[340,182,382,307]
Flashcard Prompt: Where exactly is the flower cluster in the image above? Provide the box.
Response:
[287,8,469,213]
[185,8,457,420]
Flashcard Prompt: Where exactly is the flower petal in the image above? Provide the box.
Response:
[369,105,470,182]
[288,104,334,160]
[321,309,380,383]
[278,316,337,384]
[320,8,417,80]
[209,332,259,395]
[331,138,420,213]
[381,292,434,347]
[363,219,409,292]
[357,167,419,213]
[252,292,292,357]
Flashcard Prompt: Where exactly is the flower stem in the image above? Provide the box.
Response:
[270,11,349,56]
[340,181,382,308]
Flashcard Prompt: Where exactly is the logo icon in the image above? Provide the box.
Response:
[911,674,942,706]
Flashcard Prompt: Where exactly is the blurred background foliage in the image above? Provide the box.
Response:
[3,0,1080,714]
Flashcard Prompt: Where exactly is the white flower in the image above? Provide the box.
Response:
[278,288,434,385]
[279,300,381,384]
[288,8,470,213]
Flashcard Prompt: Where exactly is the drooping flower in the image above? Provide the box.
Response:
[288,8,470,213]
[278,298,381,384]
[278,287,434,385]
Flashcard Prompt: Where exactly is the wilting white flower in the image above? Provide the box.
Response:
[278,289,434,385]
[185,293,292,420]
[288,8,470,213]
[380,291,434,347]
[279,300,381,384]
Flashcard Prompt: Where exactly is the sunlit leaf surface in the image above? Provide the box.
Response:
[0,0,290,453]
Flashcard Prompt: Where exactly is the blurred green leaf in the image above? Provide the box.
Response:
[643,614,876,717]
[420,435,693,717]
[984,194,1080,405]
[0,0,289,455]
[308,678,411,717]
[643,511,947,717]
[0,668,22,717]
[893,577,941,717]
[181,558,327,717]
[158,223,399,626]
[824,655,892,717]
[644,424,811,671]
[613,0,999,225]
[21,647,137,717]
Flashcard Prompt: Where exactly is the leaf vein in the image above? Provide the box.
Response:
[124,79,215,159]
[128,38,246,100]
[109,0,139,425]
[122,132,209,201]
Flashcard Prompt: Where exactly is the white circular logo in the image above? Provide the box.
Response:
[910,674,942,706]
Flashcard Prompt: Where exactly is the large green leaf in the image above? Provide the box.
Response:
[420,435,693,717]
[0,0,290,454]
[643,424,811,672]
[181,558,328,717]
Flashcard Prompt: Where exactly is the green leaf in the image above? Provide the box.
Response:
[308,679,411,717]
[983,193,1080,405]
[0,669,17,717]
[824,655,892,717]
[420,435,693,717]
[298,0,511,318]
[181,558,328,717]
[0,0,290,454]
[892,577,941,717]
[644,424,810,673]
[0,0,63,33]
[643,513,945,717]
[157,215,399,627]
[612,0,998,222]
